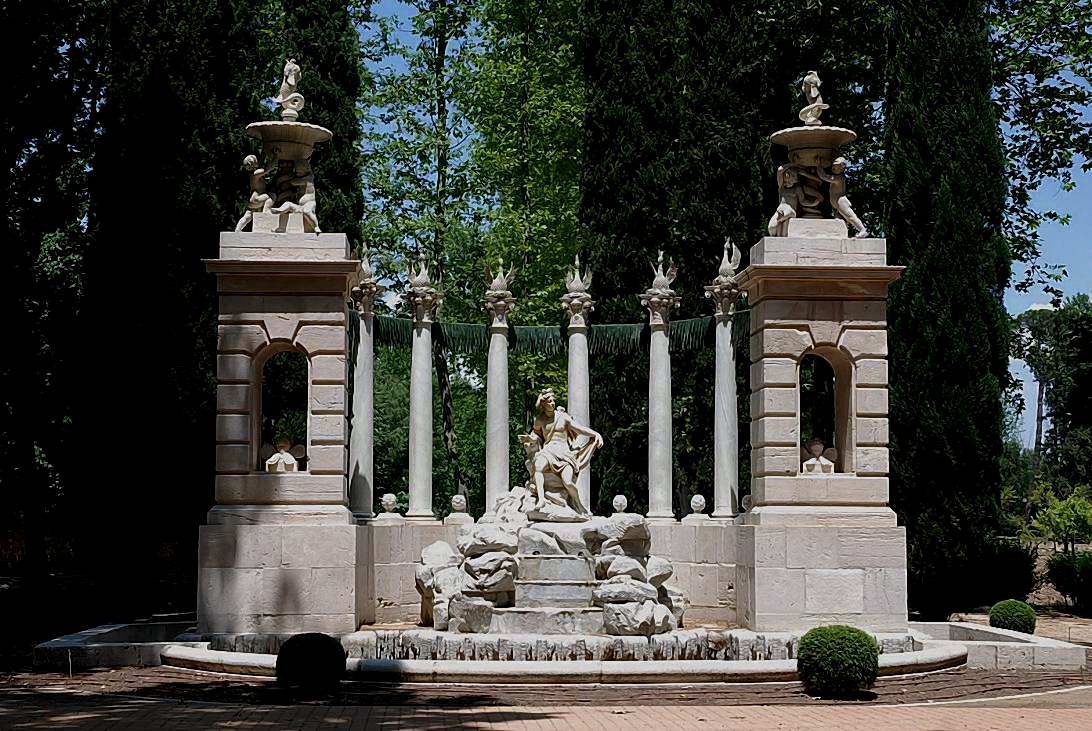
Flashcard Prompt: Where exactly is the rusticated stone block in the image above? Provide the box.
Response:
[856,417,889,446]
[217,354,252,382]
[856,446,889,476]
[311,384,345,413]
[751,446,800,477]
[218,324,268,354]
[785,527,839,569]
[308,444,345,473]
[216,444,251,474]
[310,414,346,443]
[750,388,797,418]
[855,358,888,386]
[839,329,887,359]
[311,355,347,383]
[751,357,797,388]
[216,414,251,443]
[856,387,889,416]
[216,384,250,413]
[750,416,799,447]
[295,324,345,355]
[750,328,814,360]
[804,569,864,614]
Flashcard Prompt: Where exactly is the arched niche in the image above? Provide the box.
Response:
[797,346,855,473]
[253,344,310,471]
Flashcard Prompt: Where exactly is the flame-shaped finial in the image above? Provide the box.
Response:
[717,237,742,280]
[487,257,516,292]
[408,252,431,288]
[650,250,678,291]
[566,254,593,294]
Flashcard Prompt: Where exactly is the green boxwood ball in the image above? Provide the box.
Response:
[988,599,1036,635]
[276,632,347,689]
[796,625,880,697]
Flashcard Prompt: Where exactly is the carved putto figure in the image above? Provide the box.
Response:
[798,70,828,126]
[801,438,838,475]
[519,389,603,520]
[270,160,320,233]
[275,58,306,121]
[817,156,868,237]
[234,155,273,232]
[768,165,803,236]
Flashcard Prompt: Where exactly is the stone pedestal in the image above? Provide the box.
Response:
[198,223,372,634]
[733,221,907,632]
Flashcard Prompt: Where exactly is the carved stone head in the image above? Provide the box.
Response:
[690,494,706,514]
[380,493,398,513]
[612,494,628,513]
[451,494,467,513]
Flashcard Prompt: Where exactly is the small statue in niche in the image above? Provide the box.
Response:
[263,438,306,472]
[768,165,806,235]
[801,438,838,476]
[270,159,320,233]
[380,493,399,513]
[817,156,869,237]
[519,389,603,520]
[234,154,273,232]
[798,70,829,126]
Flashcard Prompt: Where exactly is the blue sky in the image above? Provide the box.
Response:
[1008,166,1091,446]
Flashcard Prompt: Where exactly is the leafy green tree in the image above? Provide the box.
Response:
[882,0,1012,616]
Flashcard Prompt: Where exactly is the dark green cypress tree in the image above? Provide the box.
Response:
[282,0,366,247]
[882,0,1010,616]
[77,0,280,587]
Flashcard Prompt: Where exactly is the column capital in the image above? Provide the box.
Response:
[401,253,443,325]
[704,238,743,322]
[561,255,595,331]
[640,251,680,330]
[483,258,516,331]
[350,253,386,317]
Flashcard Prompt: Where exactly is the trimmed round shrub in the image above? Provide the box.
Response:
[796,625,879,697]
[988,599,1036,634]
[276,633,346,689]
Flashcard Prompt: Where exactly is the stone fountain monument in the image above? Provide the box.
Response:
[734,72,908,632]
[197,61,368,635]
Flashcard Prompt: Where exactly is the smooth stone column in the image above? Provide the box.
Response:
[349,258,384,523]
[483,261,515,518]
[403,255,442,522]
[562,257,595,511]
[641,252,680,521]
[705,239,743,519]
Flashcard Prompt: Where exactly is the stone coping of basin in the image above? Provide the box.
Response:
[159,642,967,683]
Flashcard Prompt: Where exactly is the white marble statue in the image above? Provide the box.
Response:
[612,494,628,514]
[798,70,828,126]
[768,165,803,235]
[264,439,305,472]
[234,155,273,232]
[275,58,306,121]
[817,156,868,237]
[519,389,603,520]
[801,438,837,475]
[451,494,467,513]
[380,493,399,512]
[690,494,706,514]
[270,160,320,233]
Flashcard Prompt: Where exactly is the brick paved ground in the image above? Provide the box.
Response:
[2,666,1091,729]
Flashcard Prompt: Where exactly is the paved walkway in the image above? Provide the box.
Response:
[3,666,1092,729]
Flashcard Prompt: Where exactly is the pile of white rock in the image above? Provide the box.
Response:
[415,488,688,636]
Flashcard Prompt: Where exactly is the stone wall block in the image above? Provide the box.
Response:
[855,359,888,386]
[754,527,787,568]
[309,567,357,614]
[695,524,724,564]
[217,354,252,383]
[785,527,840,569]
[310,414,346,444]
[751,328,814,360]
[218,324,268,354]
[856,417,889,446]
[804,569,864,614]
[311,355,347,383]
[294,324,346,355]
[855,447,889,476]
[216,445,252,474]
[689,563,718,607]
[843,301,886,324]
[751,358,797,388]
[220,294,345,316]
[217,384,250,414]
[750,416,799,447]
[307,444,346,474]
[750,387,797,418]
[260,313,300,342]
[311,384,345,414]
[199,568,263,617]
[751,446,800,477]
[669,524,698,562]
[216,414,251,443]
[839,329,888,360]
[718,524,738,564]
[837,527,907,568]
[753,568,804,614]
[863,568,908,614]
[281,525,357,568]
[807,321,841,347]
[856,387,889,416]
